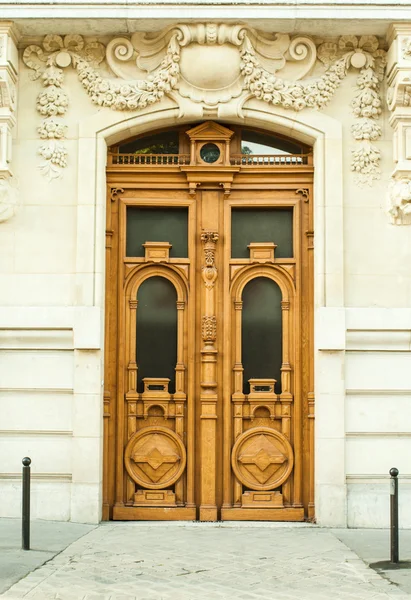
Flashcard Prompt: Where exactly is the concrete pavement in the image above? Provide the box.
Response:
[1,520,410,599]
[0,518,95,595]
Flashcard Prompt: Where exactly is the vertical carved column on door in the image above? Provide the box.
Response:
[125,297,138,502]
[232,299,244,507]
[280,299,293,505]
[175,299,186,506]
[199,230,219,521]
[103,224,113,519]
[306,197,315,517]
[103,186,122,519]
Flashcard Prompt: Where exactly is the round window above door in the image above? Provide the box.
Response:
[199,143,221,164]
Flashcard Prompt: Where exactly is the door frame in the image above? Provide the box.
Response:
[74,104,346,526]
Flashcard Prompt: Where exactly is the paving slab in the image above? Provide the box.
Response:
[0,518,95,595]
[1,522,410,600]
[332,528,411,595]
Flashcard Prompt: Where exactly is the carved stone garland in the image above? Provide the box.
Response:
[23,32,180,180]
[240,34,386,185]
[22,26,386,186]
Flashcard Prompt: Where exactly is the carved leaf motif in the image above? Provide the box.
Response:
[64,34,85,52]
[201,316,217,341]
[42,34,64,52]
[38,141,68,180]
[317,42,338,68]
[338,35,359,51]
[82,42,106,67]
[358,35,379,54]
[387,178,411,225]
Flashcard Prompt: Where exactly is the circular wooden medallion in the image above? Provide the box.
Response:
[124,426,186,490]
[231,427,294,491]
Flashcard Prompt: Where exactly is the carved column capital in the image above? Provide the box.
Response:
[201,231,219,260]
[386,24,411,224]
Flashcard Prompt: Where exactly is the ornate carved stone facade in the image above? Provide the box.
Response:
[1,8,411,531]
[22,26,386,187]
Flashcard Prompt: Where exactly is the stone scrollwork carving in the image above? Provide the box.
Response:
[23,25,386,186]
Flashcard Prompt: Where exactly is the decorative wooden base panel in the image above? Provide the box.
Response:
[199,506,218,521]
[113,506,197,520]
[308,504,315,520]
[221,508,305,521]
[102,503,111,521]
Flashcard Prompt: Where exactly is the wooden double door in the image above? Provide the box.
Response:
[103,124,314,521]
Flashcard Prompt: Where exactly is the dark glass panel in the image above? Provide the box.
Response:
[242,277,282,395]
[126,207,188,258]
[200,143,221,163]
[241,129,304,155]
[119,130,179,154]
[136,276,177,393]
[231,208,293,259]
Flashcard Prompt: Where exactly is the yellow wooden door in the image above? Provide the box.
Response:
[103,123,314,521]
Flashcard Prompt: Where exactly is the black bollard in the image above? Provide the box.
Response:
[389,467,399,564]
[22,457,31,551]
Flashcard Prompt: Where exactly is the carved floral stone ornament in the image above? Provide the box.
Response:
[22,25,386,184]
[0,176,19,223]
[387,178,411,225]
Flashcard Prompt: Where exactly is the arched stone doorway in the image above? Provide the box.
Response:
[103,121,314,521]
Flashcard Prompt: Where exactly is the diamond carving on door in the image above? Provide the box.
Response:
[125,428,186,488]
[104,122,314,521]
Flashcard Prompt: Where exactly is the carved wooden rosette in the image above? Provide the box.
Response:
[200,231,219,520]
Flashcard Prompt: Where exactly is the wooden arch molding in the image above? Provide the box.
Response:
[125,262,189,301]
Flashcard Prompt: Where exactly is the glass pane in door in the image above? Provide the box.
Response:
[242,277,282,394]
[231,208,293,259]
[136,276,177,393]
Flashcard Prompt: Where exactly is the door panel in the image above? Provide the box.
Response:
[104,124,314,522]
